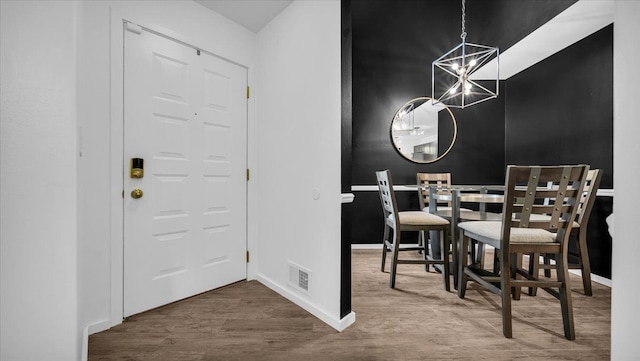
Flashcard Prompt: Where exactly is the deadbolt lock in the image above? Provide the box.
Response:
[130,158,144,178]
[131,189,143,199]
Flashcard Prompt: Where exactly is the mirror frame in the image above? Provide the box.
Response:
[390,96,458,164]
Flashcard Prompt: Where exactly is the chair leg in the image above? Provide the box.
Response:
[555,252,576,340]
[577,229,593,296]
[452,227,460,290]
[389,230,401,289]
[501,248,513,338]
[440,228,450,292]
[543,254,551,277]
[528,253,540,296]
[512,253,521,301]
[476,242,486,268]
[381,225,390,272]
[470,239,477,267]
[422,231,430,272]
[457,234,469,298]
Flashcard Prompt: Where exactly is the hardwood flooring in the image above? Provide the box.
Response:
[88,250,611,360]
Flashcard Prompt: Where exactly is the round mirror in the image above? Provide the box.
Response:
[390,97,457,163]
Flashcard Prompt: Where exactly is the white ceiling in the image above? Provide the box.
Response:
[194,0,294,33]
[472,0,614,80]
[193,0,614,81]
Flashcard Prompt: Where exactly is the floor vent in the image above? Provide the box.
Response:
[288,262,311,293]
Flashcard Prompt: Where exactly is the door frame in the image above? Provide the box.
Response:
[107,9,258,330]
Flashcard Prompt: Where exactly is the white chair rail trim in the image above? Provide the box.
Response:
[351,185,614,197]
[341,193,355,204]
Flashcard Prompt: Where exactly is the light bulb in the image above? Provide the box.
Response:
[449,86,458,95]
[469,59,477,67]
[451,63,459,71]
[465,82,472,90]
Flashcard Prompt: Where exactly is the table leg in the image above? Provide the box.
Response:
[451,189,460,290]
[428,188,441,261]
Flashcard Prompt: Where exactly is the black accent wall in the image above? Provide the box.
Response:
[505,25,614,277]
[343,0,612,283]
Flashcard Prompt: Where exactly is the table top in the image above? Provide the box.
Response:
[428,185,505,203]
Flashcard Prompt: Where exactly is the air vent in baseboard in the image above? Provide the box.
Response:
[288,261,311,293]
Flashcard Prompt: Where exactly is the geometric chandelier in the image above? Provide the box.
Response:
[432,0,499,109]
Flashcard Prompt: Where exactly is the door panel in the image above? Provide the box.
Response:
[124,26,247,317]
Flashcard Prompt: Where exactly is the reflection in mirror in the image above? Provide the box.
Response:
[391,97,457,163]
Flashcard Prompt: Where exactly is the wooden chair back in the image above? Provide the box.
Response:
[376,170,398,224]
[417,173,452,209]
[576,169,602,226]
[501,165,589,249]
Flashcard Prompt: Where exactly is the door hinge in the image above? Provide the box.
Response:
[246,86,250,99]
[246,251,250,263]
[246,168,250,181]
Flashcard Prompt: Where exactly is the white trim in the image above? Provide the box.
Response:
[256,274,356,332]
[568,269,612,288]
[338,312,357,331]
[597,189,614,197]
[341,193,355,203]
[351,243,383,249]
[523,255,612,288]
[81,326,89,361]
[87,318,113,335]
[351,185,416,192]
[109,8,125,331]
[352,184,615,197]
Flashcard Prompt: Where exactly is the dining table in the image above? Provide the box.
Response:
[427,185,505,288]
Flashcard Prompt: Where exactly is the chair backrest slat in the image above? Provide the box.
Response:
[576,169,602,225]
[502,165,589,245]
[376,170,398,221]
[417,173,452,209]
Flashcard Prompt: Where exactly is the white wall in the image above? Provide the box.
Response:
[0,1,81,360]
[256,0,351,330]
[76,0,258,335]
[611,1,640,359]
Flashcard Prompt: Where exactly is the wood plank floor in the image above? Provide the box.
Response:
[88,250,611,360]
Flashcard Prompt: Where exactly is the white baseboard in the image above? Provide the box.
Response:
[352,244,611,288]
[351,243,382,249]
[256,274,356,332]
[82,326,89,361]
[87,318,117,335]
[568,269,612,288]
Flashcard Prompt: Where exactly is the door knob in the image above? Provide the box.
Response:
[131,189,144,199]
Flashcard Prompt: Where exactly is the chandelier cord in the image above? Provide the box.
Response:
[460,0,467,40]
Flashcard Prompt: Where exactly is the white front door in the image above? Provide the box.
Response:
[123,25,248,317]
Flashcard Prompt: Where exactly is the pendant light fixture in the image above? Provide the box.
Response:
[432,0,499,109]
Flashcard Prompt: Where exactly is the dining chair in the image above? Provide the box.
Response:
[417,173,454,212]
[416,173,455,261]
[529,168,602,296]
[417,172,500,269]
[456,165,589,339]
[376,170,451,290]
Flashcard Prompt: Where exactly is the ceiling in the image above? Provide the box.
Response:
[472,0,614,80]
[194,0,294,33]
[193,0,613,81]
